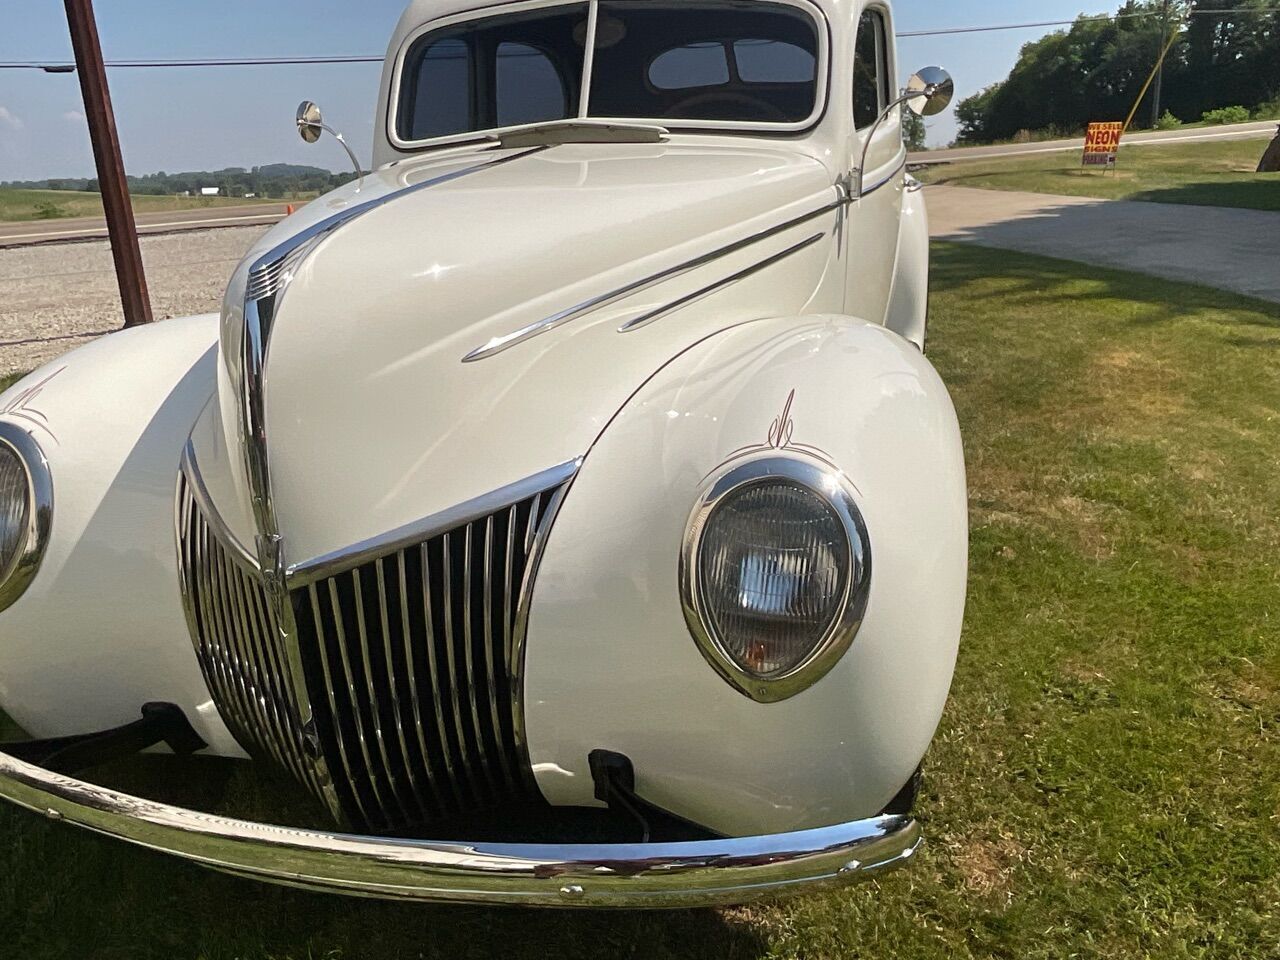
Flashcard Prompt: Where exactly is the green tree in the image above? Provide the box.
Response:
[902,108,927,150]
[949,0,1280,143]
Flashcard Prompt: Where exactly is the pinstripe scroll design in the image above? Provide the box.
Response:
[710,389,839,477]
[0,367,65,444]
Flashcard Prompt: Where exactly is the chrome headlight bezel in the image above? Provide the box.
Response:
[0,421,52,613]
[680,456,871,704]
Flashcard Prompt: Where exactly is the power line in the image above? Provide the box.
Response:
[0,56,383,71]
[900,6,1280,38]
[2,6,1279,70]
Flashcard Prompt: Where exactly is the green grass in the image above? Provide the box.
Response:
[0,188,287,223]
[2,245,1280,957]
[918,139,1280,211]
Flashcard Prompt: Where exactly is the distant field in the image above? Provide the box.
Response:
[0,188,285,223]
[917,139,1280,211]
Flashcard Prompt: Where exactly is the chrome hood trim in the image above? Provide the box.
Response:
[0,747,921,907]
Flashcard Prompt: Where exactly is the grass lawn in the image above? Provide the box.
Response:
[917,139,1280,211]
[0,188,287,222]
[1,244,1279,957]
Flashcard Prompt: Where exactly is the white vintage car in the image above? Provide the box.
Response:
[0,0,966,908]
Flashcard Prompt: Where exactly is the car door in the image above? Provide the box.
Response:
[845,5,905,325]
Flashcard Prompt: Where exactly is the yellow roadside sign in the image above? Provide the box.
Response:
[1083,122,1123,169]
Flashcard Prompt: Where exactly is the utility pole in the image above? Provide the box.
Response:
[64,0,153,328]
[1150,0,1172,128]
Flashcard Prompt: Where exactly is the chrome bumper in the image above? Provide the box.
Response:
[0,749,921,908]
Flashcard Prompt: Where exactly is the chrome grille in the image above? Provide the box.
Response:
[176,474,326,799]
[292,486,566,832]
[177,457,572,833]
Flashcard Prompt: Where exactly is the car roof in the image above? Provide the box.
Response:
[391,0,848,39]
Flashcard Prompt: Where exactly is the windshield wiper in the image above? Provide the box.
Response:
[496,120,669,149]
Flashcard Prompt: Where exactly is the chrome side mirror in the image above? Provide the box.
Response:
[295,100,362,181]
[296,100,324,144]
[905,67,954,117]
[852,66,954,199]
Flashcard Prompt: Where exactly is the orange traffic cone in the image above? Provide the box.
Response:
[285,204,295,215]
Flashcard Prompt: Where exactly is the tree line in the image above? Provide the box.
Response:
[2,164,358,199]
[955,0,1280,144]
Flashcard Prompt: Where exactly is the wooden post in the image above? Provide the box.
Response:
[64,0,153,328]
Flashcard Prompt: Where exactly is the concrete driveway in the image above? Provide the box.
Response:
[927,185,1280,304]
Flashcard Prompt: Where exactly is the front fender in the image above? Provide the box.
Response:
[524,315,967,836]
[0,316,240,754]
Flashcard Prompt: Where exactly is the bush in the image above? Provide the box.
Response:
[1254,98,1280,121]
[1154,111,1182,131]
[1201,105,1251,125]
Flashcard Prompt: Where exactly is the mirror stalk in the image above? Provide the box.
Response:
[851,66,953,200]
[296,101,363,184]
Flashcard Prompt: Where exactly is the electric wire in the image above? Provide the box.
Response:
[3,5,1280,69]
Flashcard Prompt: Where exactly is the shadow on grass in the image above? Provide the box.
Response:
[0,755,773,960]
[1130,177,1280,212]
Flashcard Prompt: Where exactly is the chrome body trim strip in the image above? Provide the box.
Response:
[618,232,826,334]
[0,749,921,908]
[859,159,907,198]
[0,422,53,614]
[461,198,843,363]
[286,458,581,586]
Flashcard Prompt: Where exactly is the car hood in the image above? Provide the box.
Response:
[206,141,839,566]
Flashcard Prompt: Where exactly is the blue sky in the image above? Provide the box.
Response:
[0,1,1112,181]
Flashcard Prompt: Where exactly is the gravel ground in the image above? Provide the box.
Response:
[0,226,267,376]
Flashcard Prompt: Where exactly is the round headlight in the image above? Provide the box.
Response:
[0,422,52,613]
[681,457,870,703]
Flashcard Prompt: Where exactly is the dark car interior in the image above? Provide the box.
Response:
[397,1,820,142]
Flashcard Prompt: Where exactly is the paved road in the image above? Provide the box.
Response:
[910,119,1278,165]
[0,203,289,248]
[927,185,1280,304]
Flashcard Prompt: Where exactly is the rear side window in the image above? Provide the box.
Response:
[398,3,587,142]
[853,9,890,129]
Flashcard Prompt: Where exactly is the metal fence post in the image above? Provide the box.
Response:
[64,0,153,329]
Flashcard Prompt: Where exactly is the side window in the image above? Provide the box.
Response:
[496,42,569,127]
[406,38,472,141]
[853,10,890,130]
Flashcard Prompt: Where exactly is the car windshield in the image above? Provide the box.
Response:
[396,0,822,144]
